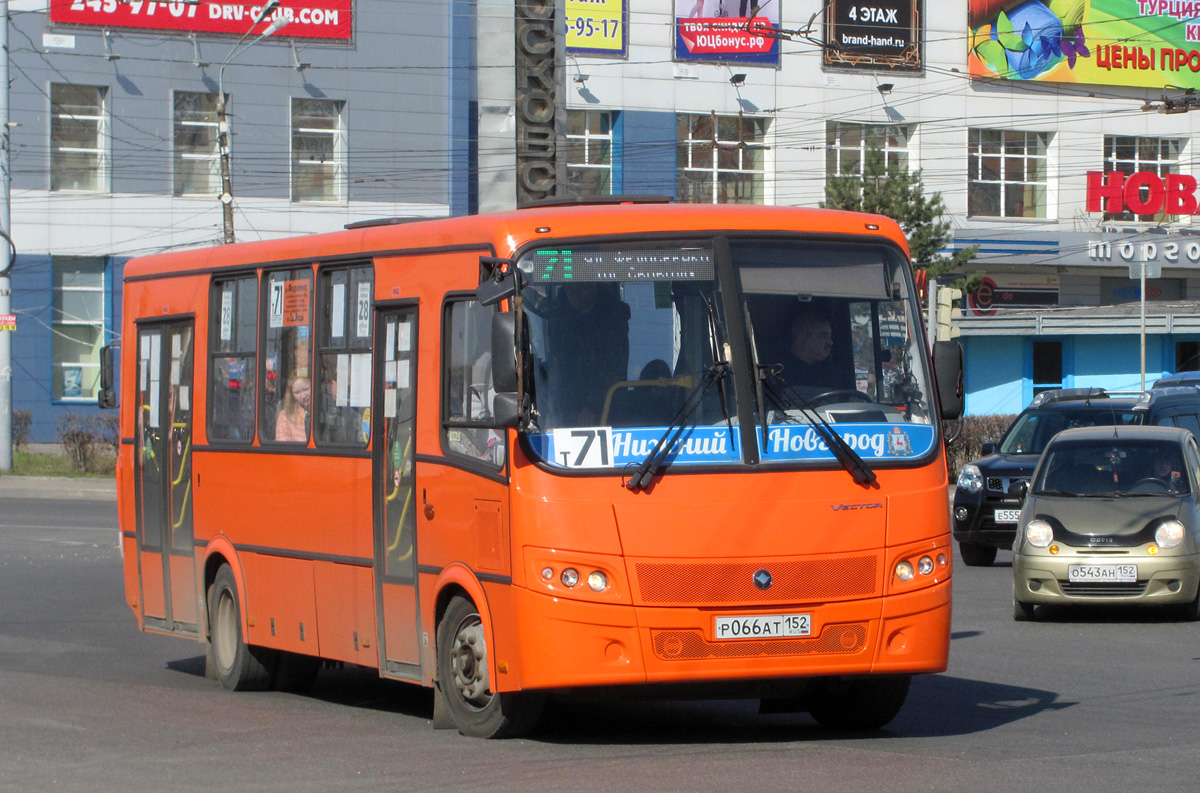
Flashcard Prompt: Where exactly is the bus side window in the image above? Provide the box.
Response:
[443,298,504,467]
[316,265,373,446]
[209,275,258,443]
[262,268,314,444]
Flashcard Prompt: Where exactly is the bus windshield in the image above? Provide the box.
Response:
[518,237,938,471]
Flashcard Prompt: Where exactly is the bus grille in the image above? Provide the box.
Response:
[651,623,868,661]
[1059,581,1147,597]
[634,556,878,605]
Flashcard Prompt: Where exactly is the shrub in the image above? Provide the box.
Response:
[12,409,32,451]
[56,412,118,474]
[946,414,1017,479]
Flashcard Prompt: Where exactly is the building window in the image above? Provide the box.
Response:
[173,91,221,196]
[967,129,1050,218]
[1103,136,1181,222]
[292,99,346,202]
[825,122,909,179]
[51,84,108,192]
[52,257,106,401]
[676,112,768,204]
[566,110,614,197]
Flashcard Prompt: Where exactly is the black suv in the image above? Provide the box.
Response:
[953,386,1200,566]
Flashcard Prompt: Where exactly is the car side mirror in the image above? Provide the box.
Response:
[98,344,118,409]
[980,442,997,456]
[1008,479,1028,503]
[490,311,520,428]
[933,340,964,420]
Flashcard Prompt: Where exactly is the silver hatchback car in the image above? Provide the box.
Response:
[1012,425,1200,621]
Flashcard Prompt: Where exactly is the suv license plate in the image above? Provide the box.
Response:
[1068,564,1137,583]
[714,614,811,640]
[994,509,1021,524]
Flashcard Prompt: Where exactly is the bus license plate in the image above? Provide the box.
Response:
[994,509,1021,524]
[1068,564,1137,583]
[714,613,811,640]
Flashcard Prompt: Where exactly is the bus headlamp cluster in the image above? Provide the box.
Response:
[541,566,608,592]
[894,553,947,582]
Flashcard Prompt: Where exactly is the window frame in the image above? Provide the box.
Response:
[825,121,910,180]
[291,97,347,203]
[1102,135,1182,223]
[173,90,222,197]
[967,128,1051,219]
[259,265,316,447]
[313,263,374,448]
[676,111,769,205]
[440,293,506,472]
[50,83,109,193]
[565,109,615,198]
[51,256,107,403]
[207,273,259,444]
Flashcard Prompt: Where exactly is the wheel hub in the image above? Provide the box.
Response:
[450,618,490,708]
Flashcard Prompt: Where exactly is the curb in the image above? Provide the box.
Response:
[0,475,117,501]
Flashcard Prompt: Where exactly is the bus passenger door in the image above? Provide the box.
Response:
[134,320,199,635]
[373,306,422,678]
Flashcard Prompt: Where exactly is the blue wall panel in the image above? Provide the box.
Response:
[619,111,676,198]
[964,336,1024,415]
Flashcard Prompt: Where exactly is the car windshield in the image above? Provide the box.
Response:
[516,237,938,472]
[1035,439,1191,496]
[999,408,1143,455]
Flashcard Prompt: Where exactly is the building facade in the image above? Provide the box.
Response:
[11,0,1200,442]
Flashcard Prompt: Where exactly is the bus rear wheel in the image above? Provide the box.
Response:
[435,596,543,738]
[208,564,275,691]
[807,674,911,730]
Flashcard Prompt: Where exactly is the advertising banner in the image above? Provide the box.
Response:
[824,0,923,72]
[674,0,781,66]
[968,274,1060,315]
[968,0,1200,88]
[49,1,353,41]
[566,0,627,56]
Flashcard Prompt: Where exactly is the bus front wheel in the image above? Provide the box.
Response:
[208,564,275,691]
[807,674,911,730]
[435,595,543,738]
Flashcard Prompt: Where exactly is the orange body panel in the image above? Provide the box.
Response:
[117,203,949,700]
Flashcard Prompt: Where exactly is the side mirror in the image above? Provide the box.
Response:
[980,442,997,456]
[492,392,522,429]
[98,344,118,409]
[1008,479,1029,503]
[933,340,964,420]
[476,258,522,306]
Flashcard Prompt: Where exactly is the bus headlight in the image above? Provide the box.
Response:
[895,561,915,581]
[587,571,608,592]
[957,464,984,494]
[1155,520,1185,550]
[1025,520,1054,548]
[560,568,579,587]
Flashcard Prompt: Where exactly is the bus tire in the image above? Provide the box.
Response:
[807,674,910,730]
[208,564,276,691]
[435,595,544,738]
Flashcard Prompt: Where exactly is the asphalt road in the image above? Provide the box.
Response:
[1,496,1198,792]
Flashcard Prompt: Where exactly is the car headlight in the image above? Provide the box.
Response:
[1025,520,1054,548]
[1155,520,1185,550]
[958,464,984,494]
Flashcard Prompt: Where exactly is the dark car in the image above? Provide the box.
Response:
[1012,425,1200,621]
[1154,371,1200,388]
[953,386,1200,566]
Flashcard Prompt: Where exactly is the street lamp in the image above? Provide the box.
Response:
[216,1,289,244]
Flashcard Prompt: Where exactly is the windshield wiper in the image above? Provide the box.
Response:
[625,362,730,492]
[1033,489,1079,497]
[758,370,877,487]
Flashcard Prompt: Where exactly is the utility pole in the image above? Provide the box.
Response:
[216,1,287,244]
[1,0,13,472]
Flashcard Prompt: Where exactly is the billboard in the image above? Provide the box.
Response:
[49,1,353,41]
[968,0,1200,88]
[824,0,923,72]
[675,0,781,66]
[566,0,627,56]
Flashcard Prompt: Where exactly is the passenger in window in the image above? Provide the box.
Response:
[779,311,839,391]
[276,375,311,442]
[540,282,630,426]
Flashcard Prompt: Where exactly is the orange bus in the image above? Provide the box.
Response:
[107,199,963,738]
